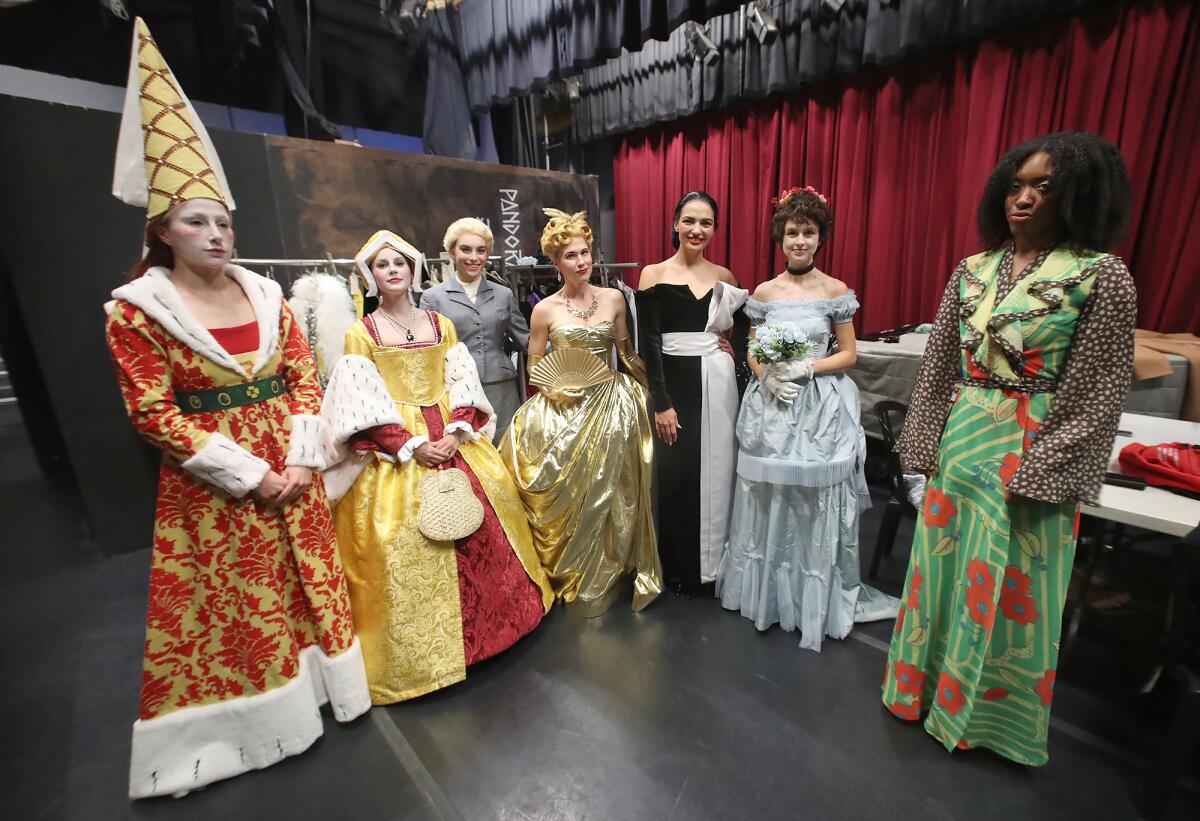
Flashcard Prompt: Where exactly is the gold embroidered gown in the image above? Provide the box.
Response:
[328,315,553,704]
[500,321,662,615]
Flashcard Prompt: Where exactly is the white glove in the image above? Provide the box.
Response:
[902,471,928,508]
[766,358,814,382]
[761,372,800,405]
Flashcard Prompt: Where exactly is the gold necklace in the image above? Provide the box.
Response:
[560,286,599,320]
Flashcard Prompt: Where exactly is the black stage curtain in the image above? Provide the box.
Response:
[424,6,479,158]
[428,0,745,114]
[570,0,1109,141]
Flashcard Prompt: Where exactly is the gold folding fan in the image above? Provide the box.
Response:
[529,348,613,393]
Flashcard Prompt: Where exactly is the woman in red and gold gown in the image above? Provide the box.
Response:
[106,18,369,799]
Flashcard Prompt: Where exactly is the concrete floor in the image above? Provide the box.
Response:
[2,422,1197,820]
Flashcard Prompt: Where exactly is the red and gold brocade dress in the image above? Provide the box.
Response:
[321,312,553,704]
[105,265,370,799]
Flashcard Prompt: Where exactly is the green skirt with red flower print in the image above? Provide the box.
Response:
[881,383,1074,766]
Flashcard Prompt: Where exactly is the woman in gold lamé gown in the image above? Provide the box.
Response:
[500,209,662,616]
[321,230,553,704]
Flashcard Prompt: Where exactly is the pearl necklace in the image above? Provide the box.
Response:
[378,305,418,343]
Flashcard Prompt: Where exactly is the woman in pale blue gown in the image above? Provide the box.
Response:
[717,187,898,651]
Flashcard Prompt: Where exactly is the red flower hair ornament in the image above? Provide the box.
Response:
[771,185,832,210]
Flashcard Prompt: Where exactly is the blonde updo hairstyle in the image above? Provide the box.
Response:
[443,217,494,255]
[539,208,593,259]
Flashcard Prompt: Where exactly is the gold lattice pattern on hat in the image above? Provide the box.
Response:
[137,28,225,218]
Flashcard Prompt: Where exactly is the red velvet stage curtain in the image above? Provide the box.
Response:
[613,0,1200,334]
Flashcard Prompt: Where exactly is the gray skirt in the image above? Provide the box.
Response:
[483,378,523,444]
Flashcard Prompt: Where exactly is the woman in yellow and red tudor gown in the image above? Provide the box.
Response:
[319,229,553,704]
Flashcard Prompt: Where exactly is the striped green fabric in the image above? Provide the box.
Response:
[882,247,1103,765]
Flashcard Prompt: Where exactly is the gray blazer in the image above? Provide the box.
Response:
[420,276,530,383]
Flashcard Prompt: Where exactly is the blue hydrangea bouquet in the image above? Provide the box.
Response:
[748,322,812,363]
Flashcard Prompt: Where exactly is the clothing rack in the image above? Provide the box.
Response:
[425,255,507,289]
[507,262,641,289]
[506,262,641,273]
[234,254,644,301]
[234,258,356,265]
[236,253,508,294]
[233,256,355,294]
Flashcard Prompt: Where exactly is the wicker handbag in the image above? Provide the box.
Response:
[417,467,484,542]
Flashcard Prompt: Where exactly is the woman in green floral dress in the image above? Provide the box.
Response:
[881,132,1137,765]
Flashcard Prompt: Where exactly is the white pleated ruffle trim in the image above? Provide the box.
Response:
[716,552,898,652]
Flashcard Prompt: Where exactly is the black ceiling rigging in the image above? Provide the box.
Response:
[0,0,426,139]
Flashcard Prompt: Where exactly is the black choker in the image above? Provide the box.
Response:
[786,262,816,276]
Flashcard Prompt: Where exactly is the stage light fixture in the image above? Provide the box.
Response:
[380,0,426,37]
[748,1,778,45]
[544,77,582,106]
[686,22,722,67]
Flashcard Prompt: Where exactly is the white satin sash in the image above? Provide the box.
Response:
[658,281,747,581]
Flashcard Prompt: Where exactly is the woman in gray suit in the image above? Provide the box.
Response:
[421,218,530,441]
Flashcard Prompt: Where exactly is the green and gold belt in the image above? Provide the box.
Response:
[175,375,287,413]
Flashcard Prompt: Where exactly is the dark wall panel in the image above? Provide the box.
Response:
[2,95,163,557]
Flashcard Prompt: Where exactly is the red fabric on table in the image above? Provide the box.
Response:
[614,0,1200,334]
[209,320,259,355]
[1118,442,1200,494]
[418,405,543,664]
